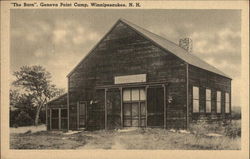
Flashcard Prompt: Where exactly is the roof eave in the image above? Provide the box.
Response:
[47,93,67,105]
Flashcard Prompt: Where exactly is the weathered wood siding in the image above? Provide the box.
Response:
[68,21,187,130]
[47,94,68,130]
[47,94,67,130]
[188,65,231,122]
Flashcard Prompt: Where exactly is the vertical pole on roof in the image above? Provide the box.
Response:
[105,88,108,130]
[120,87,123,128]
[186,63,189,130]
[163,84,166,129]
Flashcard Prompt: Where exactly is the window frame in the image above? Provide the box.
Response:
[225,92,230,114]
[205,88,212,113]
[192,86,200,113]
[216,91,221,113]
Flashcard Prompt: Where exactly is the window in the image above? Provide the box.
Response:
[192,86,199,113]
[225,93,230,113]
[123,89,131,101]
[206,89,211,113]
[123,88,146,127]
[216,91,221,113]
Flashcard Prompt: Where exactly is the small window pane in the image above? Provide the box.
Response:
[226,93,230,103]
[193,87,199,99]
[225,93,230,113]
[193,100,199,113]
[132,103,139,117]
[225,103,230,113]
[217,91,221,102]
[139,88,146,101]
[140,102,146,116]
[206,101,211,113]
[217,101,221,113]
[206,89,211,100]
[123,89,131,101]
[123,103,131,116]
[131,89,139,101]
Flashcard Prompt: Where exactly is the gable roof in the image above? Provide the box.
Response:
[47,93,67,105]
[67,18,231,79]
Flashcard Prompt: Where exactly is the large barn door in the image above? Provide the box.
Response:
[106,88,121,129]
[147,87,164,127]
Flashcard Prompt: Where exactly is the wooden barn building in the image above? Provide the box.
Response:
[46,19,232,131]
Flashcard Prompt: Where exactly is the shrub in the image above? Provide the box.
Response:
[224,121,241,138]
[10,109,20,127]
[189,120,224,135]
[14,111,34,126]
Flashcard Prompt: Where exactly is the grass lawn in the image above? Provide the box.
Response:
[10,121,241,150]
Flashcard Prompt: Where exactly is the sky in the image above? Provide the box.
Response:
[10,9,241,106]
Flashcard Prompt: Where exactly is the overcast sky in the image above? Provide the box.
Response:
[10,9,241,106]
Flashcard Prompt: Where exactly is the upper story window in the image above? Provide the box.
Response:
[225,93,230,113]
[216,91,221,113]
[206,89,211,113]
[192,86,199,113]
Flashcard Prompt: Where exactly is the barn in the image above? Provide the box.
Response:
[46,19,232,131]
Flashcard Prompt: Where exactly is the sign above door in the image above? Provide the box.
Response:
[114,74,146,84]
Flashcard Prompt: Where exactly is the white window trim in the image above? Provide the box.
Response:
[225,92,230,113]
[192,86,199,113]
[205,89,211,113]
[216,91,221,113]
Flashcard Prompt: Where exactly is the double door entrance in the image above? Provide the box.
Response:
[123,88,146,127]
[94,85,166,129]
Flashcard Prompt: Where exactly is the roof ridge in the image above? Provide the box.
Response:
[120,18,189,53]
[119,18,231,79]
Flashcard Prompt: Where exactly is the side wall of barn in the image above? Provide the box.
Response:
[188,65,232,123]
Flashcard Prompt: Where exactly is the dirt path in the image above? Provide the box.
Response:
[76,132,126,149]
[111,135,126,149]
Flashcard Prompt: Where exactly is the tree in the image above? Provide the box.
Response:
[12,65,64,125]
